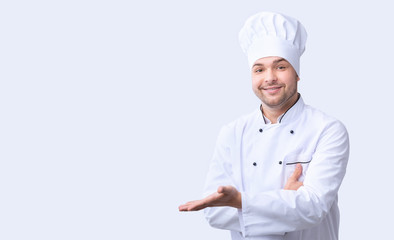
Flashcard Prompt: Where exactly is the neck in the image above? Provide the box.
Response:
[261,93,300,124]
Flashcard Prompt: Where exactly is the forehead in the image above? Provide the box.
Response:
[253,56,289,67]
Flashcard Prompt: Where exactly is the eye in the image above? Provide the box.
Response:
[254,68,263,73]
[277,65,286,70]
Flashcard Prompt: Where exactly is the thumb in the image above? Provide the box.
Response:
[217,185,233,194]
[289,163,303,181]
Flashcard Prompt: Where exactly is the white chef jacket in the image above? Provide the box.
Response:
[203,96,349,240]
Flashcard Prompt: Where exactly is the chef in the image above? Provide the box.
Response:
[179,12,349,240]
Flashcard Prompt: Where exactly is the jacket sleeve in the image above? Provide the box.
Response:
[238,120,350,237]
[203,126,242,232]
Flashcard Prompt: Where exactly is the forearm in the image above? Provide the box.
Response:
[239,154,348,236]
[238,187,330,236]
[204,206,242,232]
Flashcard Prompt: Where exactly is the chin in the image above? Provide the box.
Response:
[261,97,282,106]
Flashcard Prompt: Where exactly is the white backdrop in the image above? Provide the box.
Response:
[1,0,393,239]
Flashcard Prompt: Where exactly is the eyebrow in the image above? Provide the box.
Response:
[273,58,287,64]
[252,58,287,68]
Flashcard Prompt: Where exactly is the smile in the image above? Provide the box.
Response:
[263,86,282,93]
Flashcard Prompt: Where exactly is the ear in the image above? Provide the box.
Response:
[296,75,300,81]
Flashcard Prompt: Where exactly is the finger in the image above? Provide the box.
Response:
[217,185,233,194]
[178,203,189,211]
[179,201,194,211]
[217,186,224,194]
[178,204,188,211]
[289,163,303,181]
[178,200,204,211]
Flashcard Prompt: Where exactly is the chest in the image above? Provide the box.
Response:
[239,122,320,193]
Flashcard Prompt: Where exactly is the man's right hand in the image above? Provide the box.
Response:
[284,163,304,190]
[178,185,242,212]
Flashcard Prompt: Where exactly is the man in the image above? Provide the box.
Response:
[179,12,349,240]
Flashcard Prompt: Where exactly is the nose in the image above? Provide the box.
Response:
[264,68,277,83]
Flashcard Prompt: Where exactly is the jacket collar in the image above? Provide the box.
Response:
[258,94,305,124]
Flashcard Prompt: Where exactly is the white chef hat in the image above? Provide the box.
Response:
[239,12,307,76]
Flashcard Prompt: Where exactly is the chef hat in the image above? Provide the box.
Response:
[239,12,307,76]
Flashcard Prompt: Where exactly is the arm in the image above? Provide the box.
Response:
[178,126,305,230]
[238,121,349,236]
[179,120,349,237]
[179,164,303,211]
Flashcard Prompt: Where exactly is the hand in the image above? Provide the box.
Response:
[178,185,242,212]
[284,163,304,190]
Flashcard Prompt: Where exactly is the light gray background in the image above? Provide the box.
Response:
[1,0,393,239]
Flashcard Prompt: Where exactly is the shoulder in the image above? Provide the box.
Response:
[304,104,346,125]
[222,110,258,132]
[217,109,259,142]
[302,104,348,137]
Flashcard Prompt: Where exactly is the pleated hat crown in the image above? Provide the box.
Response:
[239,12,307,76]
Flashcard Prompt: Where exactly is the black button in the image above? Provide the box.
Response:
[290,130,294,134]
[279,161,283,165]
[259,128,263,133]
[253,162,257,166]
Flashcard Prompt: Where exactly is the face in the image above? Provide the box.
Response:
[251,56,299,111]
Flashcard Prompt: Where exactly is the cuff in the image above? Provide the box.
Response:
[237,191,247,237]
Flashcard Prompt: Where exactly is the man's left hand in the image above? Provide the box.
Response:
[284,163,304,190]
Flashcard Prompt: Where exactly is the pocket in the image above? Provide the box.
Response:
[283,153,312,182]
